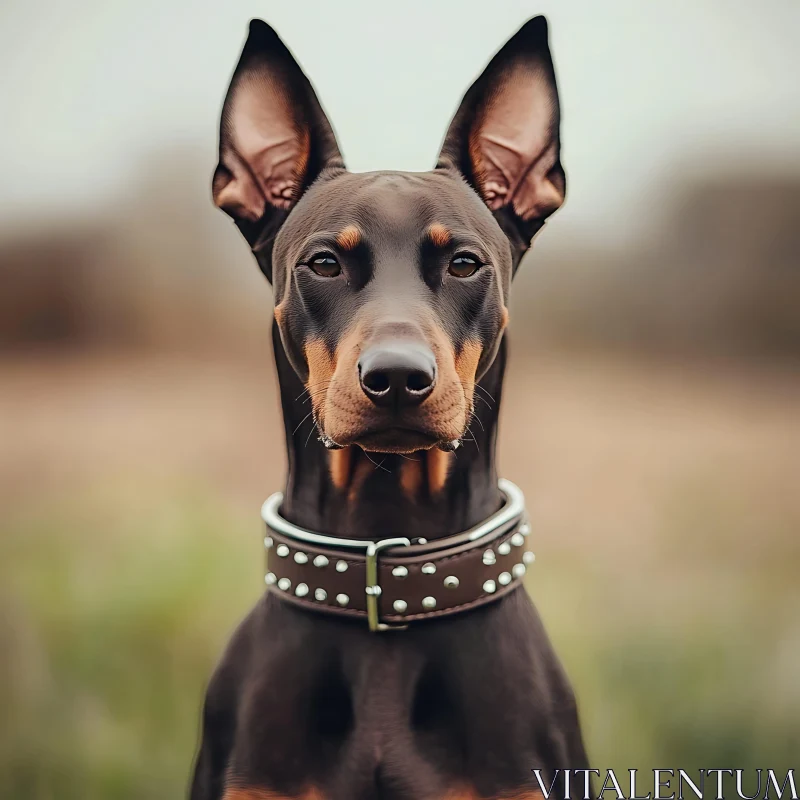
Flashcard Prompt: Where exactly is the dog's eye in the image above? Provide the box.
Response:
[448,254,480,278]
[308,254,341,278]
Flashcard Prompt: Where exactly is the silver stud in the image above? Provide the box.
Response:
[497,541,511,556]
[511,532,525,547]
[277,577,291,591]
[522,551,536,565]
[498,571,512,586]
[392,565,409,578]
[335,560,348,573]
[519,523,531,536]
[264,536,274,549]
[416,537,428,544]
[443,575,460,589]
[421,562,437,575]
[512,563,526,579]
[276,544,290,558]
[483,579,497,594]
[393,599,408,614]
[295,583,309,597]
[314,588,327,602]
[294,551,309,564]
[336,593,349,606]
[483,550,497,566]
[265,572,277,585]
[313,555,329,568]
[422,596,437,610]
[365,585,382,597]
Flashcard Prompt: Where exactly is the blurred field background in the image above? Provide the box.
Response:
[1,1,799,798]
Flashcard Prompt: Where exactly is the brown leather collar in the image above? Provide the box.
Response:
[261,479,534,631]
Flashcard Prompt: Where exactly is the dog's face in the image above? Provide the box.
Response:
[270,170,512,454]
[213,18,565,454]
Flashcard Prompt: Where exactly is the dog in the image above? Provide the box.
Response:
[190,16,589,800]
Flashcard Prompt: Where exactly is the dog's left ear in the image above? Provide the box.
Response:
[213,20,344,275]
[437,16,565,266]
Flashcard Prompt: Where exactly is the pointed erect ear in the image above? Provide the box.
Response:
[437,16,565,265]
[213,20,344,262]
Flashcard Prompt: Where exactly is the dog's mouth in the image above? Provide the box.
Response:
[321,425,460,455]
[355,426,440,454]
[344,425,440,453]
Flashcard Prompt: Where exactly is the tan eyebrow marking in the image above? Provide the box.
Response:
[427,223,452,248]
[335,225,361,251]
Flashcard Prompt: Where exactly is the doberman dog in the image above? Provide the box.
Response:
[191,16,589,800]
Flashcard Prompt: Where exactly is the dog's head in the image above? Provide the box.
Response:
[214,18,565,454]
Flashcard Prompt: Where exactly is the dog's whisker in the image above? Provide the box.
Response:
[302,389,333,405]
[304,422,319,448]
[292,410,315,436]
[363,450,391,473]
[295,381,332,402]
[473,383,496,405]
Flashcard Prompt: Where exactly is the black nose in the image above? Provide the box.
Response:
[358,342,436,408]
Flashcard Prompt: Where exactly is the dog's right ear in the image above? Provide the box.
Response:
[213,20,344,276]
[436,16,565,271]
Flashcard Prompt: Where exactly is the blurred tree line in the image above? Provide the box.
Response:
[2,149,798,361]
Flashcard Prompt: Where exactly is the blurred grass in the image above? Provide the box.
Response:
[0,484,260,800]
[1,353,799,798]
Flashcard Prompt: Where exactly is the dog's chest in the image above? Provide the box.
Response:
[216,593,576,800]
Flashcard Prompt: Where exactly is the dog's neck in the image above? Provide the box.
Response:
[272,322,506,540]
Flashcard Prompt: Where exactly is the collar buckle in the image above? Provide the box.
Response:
[366,538,411,632]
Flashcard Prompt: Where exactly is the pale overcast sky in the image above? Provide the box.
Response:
[1,0,799,245]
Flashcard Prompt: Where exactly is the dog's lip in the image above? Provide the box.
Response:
[346,425,442,453]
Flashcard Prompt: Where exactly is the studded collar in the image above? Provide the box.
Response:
[260,479,534,631]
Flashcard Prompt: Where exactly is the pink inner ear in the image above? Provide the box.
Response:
[215,74,309,222]
[470,65,563,221]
